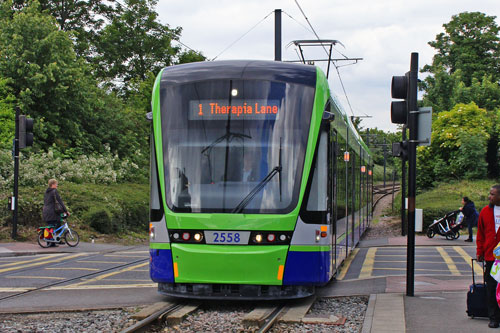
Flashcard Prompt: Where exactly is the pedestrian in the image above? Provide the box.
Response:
[476,184,500,328]
[42,179,69,247]
[460,196,479,242]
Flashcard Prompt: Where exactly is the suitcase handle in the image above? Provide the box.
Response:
[471,258,485,286]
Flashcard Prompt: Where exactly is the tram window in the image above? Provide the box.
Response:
[300,131,328,223]
[150,135,164,221]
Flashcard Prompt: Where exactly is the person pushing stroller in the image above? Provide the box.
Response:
[460,196,479,242]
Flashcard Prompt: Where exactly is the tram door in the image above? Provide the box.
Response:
[329,128,337,271]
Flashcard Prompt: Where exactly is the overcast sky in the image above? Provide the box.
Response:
[155,0,500,132]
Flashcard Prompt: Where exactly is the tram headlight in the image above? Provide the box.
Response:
[194,233,203,242]
[182,232,191,241]
[173,233,180,240]
[280,234,287,241]
[255,234,263,243]
[267,234,276,242]
[149,226,155,240]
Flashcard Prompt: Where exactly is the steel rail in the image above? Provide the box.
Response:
[257,304,286,333]
[120,303,184,333]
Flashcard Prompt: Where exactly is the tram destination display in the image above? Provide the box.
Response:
[189,99,281,120]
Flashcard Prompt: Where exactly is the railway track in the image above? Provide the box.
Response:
[372,183,400,209]
[120,301,287,333]
[118,295,359,333]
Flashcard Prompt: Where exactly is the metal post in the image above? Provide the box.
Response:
[12,106,20,240]
[383,138,387,187]
[406,52,419,297]
[274,9,282,61]
[401,126,407,236]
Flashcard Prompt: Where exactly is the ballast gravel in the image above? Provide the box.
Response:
[0,309,133,333]
[0,296,368,332]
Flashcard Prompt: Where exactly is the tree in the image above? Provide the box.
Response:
[0,77,16,147]
[422,12,500,113]
[94,0,181,88]
[416,103,492,188]
[0,1,117,154]
[7,0,116,58]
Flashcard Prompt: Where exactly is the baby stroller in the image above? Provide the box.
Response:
[426,210,465,240]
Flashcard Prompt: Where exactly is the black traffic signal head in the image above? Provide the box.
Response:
[19,115,34,149]
[391,73,409,124]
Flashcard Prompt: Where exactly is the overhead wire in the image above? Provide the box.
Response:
[293,0,365,117]
[211,11,274,61]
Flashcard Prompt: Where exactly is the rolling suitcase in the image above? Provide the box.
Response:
[466,258,488,318]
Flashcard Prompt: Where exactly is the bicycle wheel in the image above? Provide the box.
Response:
[426,228,435,238]
[64,230,80,247]
[37,230,51,248]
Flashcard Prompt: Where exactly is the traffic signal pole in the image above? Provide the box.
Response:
[406,52,419,297]
[12,107,20,239]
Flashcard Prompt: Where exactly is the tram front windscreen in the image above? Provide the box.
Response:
[160,79,315,214]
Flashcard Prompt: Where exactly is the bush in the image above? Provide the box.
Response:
[0,146,146,193]
[392,179,493,230]
[0,182,149,234]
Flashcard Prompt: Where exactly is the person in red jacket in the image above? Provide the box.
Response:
[477,184,500,328]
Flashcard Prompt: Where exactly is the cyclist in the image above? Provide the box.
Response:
[42,179,70,247]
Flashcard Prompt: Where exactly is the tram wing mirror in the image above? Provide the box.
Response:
[322,111,335,123]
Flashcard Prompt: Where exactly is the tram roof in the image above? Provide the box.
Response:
[160,60,317,87]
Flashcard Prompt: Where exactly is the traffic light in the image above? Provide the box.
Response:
[391,74,409,124]
[391,61,418,125]
[392,141,408,159]
[19,115,34,149]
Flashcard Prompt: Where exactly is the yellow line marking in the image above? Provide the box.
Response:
[62,262,149,288]
[437,247,460,276]
[360,248,376,279]
[118,251,149,254]
[337,248,359,280]
[0,253,86,274]
[6,275,65,280]
[103,254,147,258]
[45,267,99,271]
[277,265,284,280]
[372,267,455,272]
[0,287,35,292]
[76,260,126,264]
[0,254,65,268]
[375,260,457,264]
[453,246,483,276]
[174,262,179,278]
[104,279,152,282]
[48,284,156,290]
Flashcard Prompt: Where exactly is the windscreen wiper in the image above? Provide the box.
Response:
[231,165,282,213]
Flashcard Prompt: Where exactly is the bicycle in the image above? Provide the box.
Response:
[37,214,80,248]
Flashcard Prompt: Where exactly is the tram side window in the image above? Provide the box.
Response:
[301,131,328,223]
[150,135,164,221]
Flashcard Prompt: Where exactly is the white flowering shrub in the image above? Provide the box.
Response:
[0,146,143,192]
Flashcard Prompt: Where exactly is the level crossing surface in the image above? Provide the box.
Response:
[0,242,168,313]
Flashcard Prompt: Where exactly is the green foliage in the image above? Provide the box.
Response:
[94,0,181,87]
[417,103,492,189]
[0,77,16,146]
[0,182,149,233]
[0,147,145,192]
[417,180,492,228]
[422,12,500,113]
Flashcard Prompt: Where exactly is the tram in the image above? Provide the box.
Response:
[148,60,373,299]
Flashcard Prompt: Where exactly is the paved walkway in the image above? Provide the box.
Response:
[358,235,493,332]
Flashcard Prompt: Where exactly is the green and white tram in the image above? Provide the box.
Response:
[149,60,373,299]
